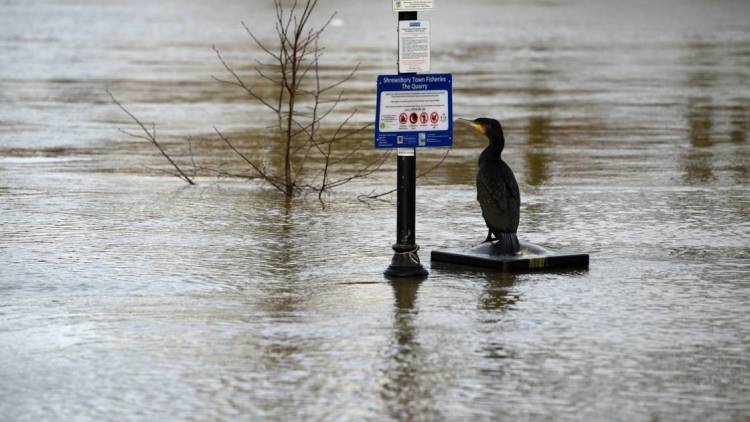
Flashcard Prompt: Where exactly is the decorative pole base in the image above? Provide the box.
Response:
[384,244,428,278]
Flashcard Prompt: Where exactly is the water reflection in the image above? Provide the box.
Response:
[521,42,557,188]
[729,101,749,184]
[687,97,714,149]
[684,97,716,183]
[681,38,750,185]
[381,279,441,421]
[681,38,749,184]
[432,269,522,375]
[257,198,305,309]
[524,115,553,187]
[478,271,520,312]
[729,102,748,145]
[682,42,717,184]
[477,271,520,380]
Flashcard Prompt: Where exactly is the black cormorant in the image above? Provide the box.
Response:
[458,117,521,255]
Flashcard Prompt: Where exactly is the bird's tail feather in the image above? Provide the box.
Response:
[490,232,520,255]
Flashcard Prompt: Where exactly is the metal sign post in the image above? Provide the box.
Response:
[384,10,429,278]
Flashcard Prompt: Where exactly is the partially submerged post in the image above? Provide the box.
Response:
[385,10,427,278]
[377,2,452,278]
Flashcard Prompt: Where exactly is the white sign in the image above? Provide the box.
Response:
[393,0,434,12]
[398,21,430,73]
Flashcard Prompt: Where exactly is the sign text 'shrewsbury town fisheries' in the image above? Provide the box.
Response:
[375,74,453,149]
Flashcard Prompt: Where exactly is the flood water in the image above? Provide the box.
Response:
[2,0,749,420]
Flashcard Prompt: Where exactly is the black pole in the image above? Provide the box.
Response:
[384,10,428,278]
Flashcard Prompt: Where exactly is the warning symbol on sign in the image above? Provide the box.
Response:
[409,112,418,124]
[430,111,439,124]
[399,113,408,125]
[420,112,428,124]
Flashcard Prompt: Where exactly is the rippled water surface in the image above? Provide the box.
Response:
[1,0,749,420]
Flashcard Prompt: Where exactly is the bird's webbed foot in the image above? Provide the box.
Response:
[482,230,496,244]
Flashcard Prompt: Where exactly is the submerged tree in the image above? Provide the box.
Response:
[212,0,389,198]
[110,0,388,198]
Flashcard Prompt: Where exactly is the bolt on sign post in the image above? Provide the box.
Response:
[379,1,452,278]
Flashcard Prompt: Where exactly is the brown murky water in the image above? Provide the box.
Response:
[1,0,749,420]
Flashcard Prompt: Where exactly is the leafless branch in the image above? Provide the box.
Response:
[211,45,280,113]
[361,147,453,200]
[107,90,195,185]
[209,0,425,199]
[212,126,290,196]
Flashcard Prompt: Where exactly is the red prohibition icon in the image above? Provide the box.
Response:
[430,111,439,124]
[420,112,428,124]
[399,113,407,125]
[409,112,418,124]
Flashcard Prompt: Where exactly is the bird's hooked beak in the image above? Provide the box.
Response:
[456,118,485,133]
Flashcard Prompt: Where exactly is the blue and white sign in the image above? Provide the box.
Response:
[374,73,453,149]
